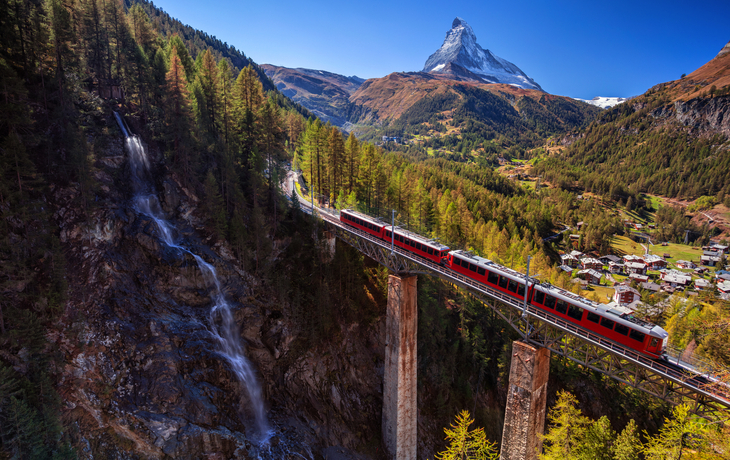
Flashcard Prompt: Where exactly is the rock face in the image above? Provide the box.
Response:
[651,95,730,138]
[423,17,542,91]
[52,127,385,459]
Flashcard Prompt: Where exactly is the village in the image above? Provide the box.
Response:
[559,240,730,314]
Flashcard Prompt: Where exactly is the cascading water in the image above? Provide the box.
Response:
[121,127,271,443]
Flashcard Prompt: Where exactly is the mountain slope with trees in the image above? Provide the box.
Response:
[532,40,730,202]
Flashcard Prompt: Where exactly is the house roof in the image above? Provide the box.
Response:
[640,282,661,292]
[601,255,621,263]
[577,269,603,279]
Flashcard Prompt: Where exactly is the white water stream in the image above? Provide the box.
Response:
[124,133,271,443]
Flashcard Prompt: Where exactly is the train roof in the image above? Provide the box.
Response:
[450,250,527,283]
[534,282,663,336]
[341,209,386,226]
[390,226,450,251]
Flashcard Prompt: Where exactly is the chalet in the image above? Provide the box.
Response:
[613,285,641,305]
[558,265,574,273]
[629,273,650,283]
[576,221,584,230]
[701,254,722,267]
[716,273,730,283]
[581,257,603,270]
[640,282,661,293]
[608,261,625,274]
[560,253,580,268]
[634,223,643,230]
[576,269,603,285]
[600,255,621,264]
[704,244,729,254]
[694,266,709,275]
[643,254,667,270]
[663,253,671,259]
[694,278,711,290]
[626,261,647,275]
[624,255,644,264]
[569,234,581,242]
[718,280,730,293]
[570,250,585,259]
[676,260,696,270]
[660,270,692,287]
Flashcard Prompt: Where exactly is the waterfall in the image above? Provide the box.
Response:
[123,133,271,442]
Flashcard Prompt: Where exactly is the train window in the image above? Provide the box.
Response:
[533,291,545,304]
[428,248,433,255]
[587,312,600,323]
[544,295,556,309]
[410,240,416,247]
[629,329,645,343]
[567,305,583,321]
[555,300,567,314]
[650,338,659,348]
[470,263,478,272]
[517,283,525,296]
[478,267,485,276]
[508,280,519,293]
[614,324,629,336]
[454,258,462,267]
[498,276,509,289]
[416,243,422,251]
[600,317,615,330]
[488,271,499,285]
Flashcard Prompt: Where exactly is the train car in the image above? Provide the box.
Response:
[383,226,450,264]
[340,209,386,239]
[529,283,668,358]
[446,250,668,359]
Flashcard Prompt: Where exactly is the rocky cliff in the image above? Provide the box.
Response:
[50,124,388,459]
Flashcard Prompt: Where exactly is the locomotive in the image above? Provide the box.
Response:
[340,208,669,359]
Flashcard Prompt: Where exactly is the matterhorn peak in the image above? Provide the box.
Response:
[423,17,542,91]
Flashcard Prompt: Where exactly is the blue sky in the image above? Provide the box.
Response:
[149,0,729,99]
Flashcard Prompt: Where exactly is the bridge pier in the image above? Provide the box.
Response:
[382,273,418,460]
[500,341,550,460]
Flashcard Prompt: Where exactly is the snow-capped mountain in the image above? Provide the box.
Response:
[423,17,542,91]
[574,96,628,109]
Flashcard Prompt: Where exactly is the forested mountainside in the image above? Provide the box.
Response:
[123,0,276,92]
[348,72,601,160]
[532,40,730,202]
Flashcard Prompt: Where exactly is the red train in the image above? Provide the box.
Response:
[340,209,669,359]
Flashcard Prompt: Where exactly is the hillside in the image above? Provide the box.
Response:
[532,39,730,202]
[349,71,601,155]
[261,64,364,126]
[125,0,276,91]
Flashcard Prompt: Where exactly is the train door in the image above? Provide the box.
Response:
[646,336,662,356]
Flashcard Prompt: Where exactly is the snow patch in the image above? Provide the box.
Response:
[574,96,629,109]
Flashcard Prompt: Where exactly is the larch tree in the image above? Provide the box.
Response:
[344,132,360,195]
[164,45,193,180]
[539,391,590,460]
